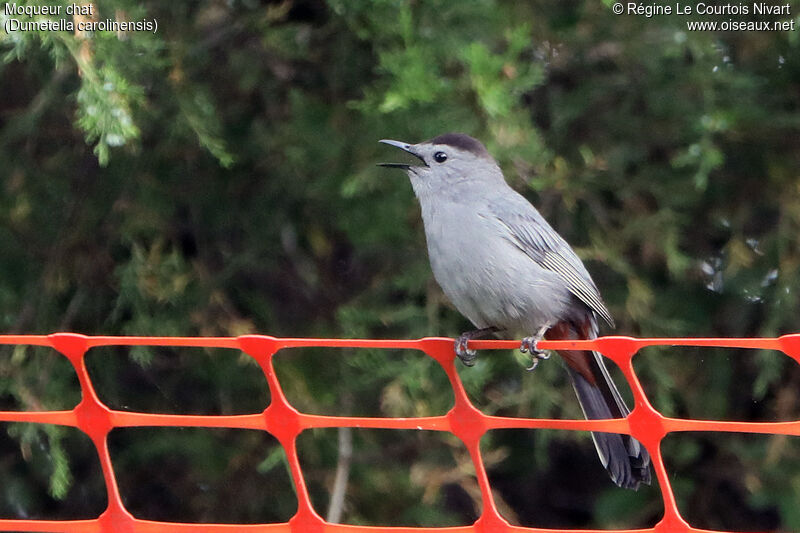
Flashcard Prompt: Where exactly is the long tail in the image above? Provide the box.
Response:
[547,320,651,490]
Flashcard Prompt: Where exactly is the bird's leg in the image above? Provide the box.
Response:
[520,323,552,371]
[455,326,501,366]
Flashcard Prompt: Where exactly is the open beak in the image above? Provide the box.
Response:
[378,139,427,169]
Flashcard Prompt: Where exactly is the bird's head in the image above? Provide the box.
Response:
[379,133,502,195]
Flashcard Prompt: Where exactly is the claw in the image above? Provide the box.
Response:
[519,336,536,353]
[525,351,551,371]
[455,335,477,366]
[453,326,501,367]
[520,335,551,372]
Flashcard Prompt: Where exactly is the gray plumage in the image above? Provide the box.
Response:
[380,133,651,490]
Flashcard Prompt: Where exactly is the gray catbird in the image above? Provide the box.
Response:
[379,133,651,490]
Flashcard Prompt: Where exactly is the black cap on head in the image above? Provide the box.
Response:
[426,133,489,158]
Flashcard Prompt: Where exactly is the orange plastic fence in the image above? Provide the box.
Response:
[1,333,800,532]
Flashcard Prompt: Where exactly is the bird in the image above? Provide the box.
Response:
[379,132,651,490]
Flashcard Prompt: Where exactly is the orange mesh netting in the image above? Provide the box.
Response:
[1,333,799,533]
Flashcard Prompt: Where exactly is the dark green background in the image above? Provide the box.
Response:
[2,0,800,529]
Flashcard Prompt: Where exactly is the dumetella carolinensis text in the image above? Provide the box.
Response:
[379,133,651,490]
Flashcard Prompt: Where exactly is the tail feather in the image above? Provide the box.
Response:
[566,358,651,490]
[548,320,651,490]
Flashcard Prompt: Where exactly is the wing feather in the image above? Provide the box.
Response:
[489,197,615,327]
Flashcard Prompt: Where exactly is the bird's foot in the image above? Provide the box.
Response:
[455,334,477,366]
[454,326,501,367]
[520,335,551,372]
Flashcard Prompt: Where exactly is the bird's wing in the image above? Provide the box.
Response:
[489,196,615,327]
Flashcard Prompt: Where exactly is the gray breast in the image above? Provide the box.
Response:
[420,199,572,333]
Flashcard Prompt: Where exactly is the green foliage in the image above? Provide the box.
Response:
[74,62,142,166]
[6,423,72,499]
[2,0,800,528]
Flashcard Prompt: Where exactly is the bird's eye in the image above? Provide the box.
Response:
[434,151,448,163]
